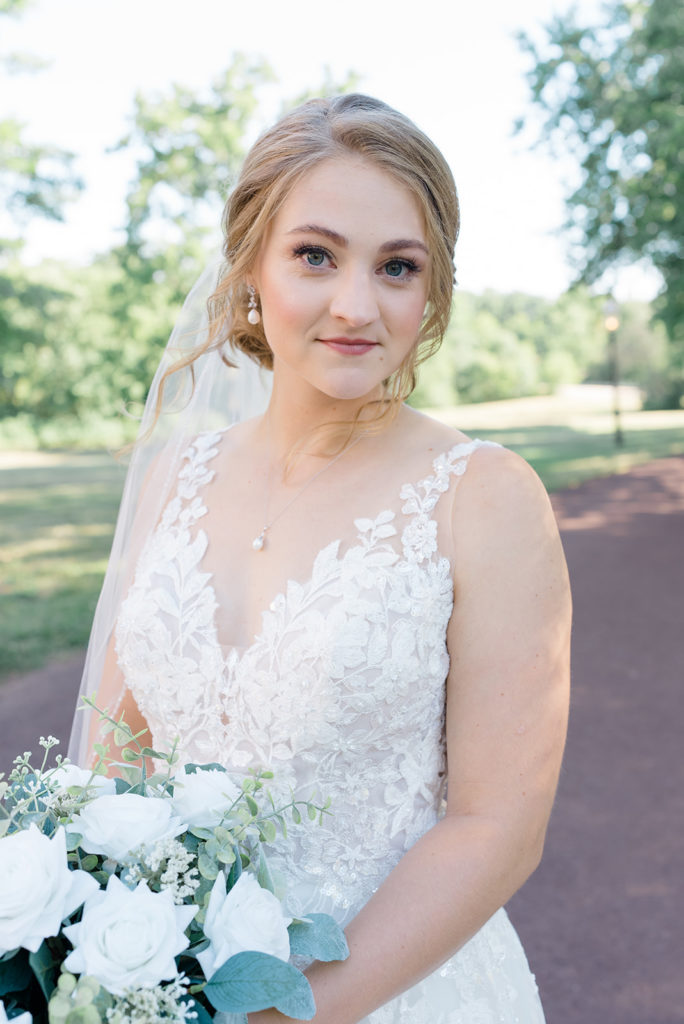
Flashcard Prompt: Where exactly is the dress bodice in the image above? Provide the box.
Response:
[115,429,546,1023]
[116,429,492,919]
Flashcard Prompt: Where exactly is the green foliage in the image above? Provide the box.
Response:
[0,452,125,676]
[288,914,350,962]
[517,0,684,403]
[1,718,346,1024]
[115,54,274,252]
[0,118,83,225]
[204,951,315,1018]
[0,0,82,230]
[412,287,612,408]
[0,252,203,436]
[0,0,30,16]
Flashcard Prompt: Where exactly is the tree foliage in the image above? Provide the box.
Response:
[0,1,83,233]
[115,55,274,253]
[0,37,677,444]
[412,287,611,409]
[0,0,30,13]
[517,0,683,402]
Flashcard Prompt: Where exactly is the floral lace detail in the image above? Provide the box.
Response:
[116,430,545,1024]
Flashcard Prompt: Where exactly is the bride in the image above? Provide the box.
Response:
[70,94,571,1023]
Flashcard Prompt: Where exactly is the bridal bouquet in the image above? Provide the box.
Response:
[0,702,348,1024]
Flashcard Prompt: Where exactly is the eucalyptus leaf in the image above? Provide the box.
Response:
[288,914,350,962]
[189,826,215,841]
[184,763,226,775]
[204,951,315,1019]
[256,849,275,894]
[198,852,219,881]
[0,948,32,996]
[115,770,137,791]
[259,819,277,843]
[64,831,83,852]
[121,747,140,763]
[181,995,214,1024]
[225,849,242,890]
[29,941,56,1000]
[17,812,44,829]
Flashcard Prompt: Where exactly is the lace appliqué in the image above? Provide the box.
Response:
[116,432,545,1024]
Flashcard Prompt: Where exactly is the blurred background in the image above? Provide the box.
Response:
[1,2,684,1020]
[1,0,682,734]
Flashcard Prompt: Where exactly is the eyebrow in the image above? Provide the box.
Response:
[287,223,429,255]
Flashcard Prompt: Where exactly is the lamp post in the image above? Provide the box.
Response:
[603,297,624,448]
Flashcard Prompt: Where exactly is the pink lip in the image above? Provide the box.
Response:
[319,337,379,355]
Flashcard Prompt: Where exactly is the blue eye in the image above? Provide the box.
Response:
[385,260,405,278]
[292,244,331,268]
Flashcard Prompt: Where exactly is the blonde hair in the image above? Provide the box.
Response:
[158,94,460,441]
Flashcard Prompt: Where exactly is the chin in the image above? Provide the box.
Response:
[316,370,386,404]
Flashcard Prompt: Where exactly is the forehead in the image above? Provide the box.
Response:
[271,156,426,242]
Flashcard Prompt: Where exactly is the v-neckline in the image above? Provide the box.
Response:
[185,432,488,662]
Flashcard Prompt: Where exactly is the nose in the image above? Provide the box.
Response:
[328,267,379,327]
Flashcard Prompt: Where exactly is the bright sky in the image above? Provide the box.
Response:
[1,0,661,301]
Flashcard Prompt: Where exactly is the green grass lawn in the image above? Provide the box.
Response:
[0,452,126,677]
[1,389,683,680]
[436,389,684,491]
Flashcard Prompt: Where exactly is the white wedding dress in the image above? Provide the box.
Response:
[115,428,546,1023]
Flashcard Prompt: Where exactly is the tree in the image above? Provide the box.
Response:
[115,55,274,254]
[517,0,684,404]
[0,1,82,236]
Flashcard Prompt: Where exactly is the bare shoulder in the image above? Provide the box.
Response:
[451,442,568,587]
[459,442,551,515]
[395,404,473,454]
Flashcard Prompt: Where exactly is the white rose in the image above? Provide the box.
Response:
[63,875,196,995]
[170,767,241,829]
[0,825,98,955]
[70,793,186,862]
[197,872,291,980]
[46,763,116,796]
[0,1000,32,1024]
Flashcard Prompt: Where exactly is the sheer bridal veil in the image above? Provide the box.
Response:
[67,259,272,765]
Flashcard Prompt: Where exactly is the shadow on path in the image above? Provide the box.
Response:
[2,457,683,1023]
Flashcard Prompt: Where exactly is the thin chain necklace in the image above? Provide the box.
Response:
[252,434,364,551]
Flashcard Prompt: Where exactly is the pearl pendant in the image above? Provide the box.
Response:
[247,308,261,325]
[252,532,265,551]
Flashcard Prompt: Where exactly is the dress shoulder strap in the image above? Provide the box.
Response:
[399,439,500,564]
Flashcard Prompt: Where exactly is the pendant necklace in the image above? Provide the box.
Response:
[252,434,364,552]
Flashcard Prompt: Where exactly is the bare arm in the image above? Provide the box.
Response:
[84,634,152,772]
[249,446,571,1023]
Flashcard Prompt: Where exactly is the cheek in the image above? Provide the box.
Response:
[259,271,317,336]
[397,289,429,340]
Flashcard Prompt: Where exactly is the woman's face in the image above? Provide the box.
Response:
[252,156,430,405]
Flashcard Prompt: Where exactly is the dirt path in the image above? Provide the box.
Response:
[509,457,684,1024]
[2,456,683,1023]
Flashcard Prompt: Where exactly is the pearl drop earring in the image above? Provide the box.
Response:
[247,285,261,326]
